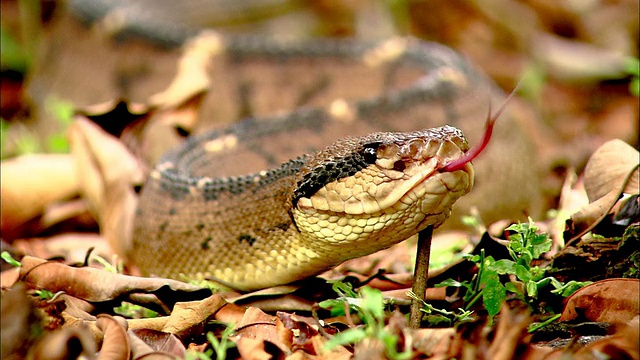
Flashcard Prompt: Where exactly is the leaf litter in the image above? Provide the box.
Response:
[2,2,639,359]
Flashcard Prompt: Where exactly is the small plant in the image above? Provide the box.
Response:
[113,302,158,319]
[437,218,591,322]
[1,251,21,267]
[625,57,639,96]
[319,282,413,360]
[186,322,236,360]
[1,96,74,159]
[406,291,474,327]
[34,289,55,300]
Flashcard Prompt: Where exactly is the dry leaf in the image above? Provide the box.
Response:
[413,328,456,358]
[0,283,43,358]
[12,233,110,266]
[559,278,640,323]
[129,328,186,358]
[574,316,639,359]
[20,256,211,305]
[236,337,274,360]
[214,302,248,325]
[487,305,532,360]
[584,139,639,202]
[161,295,227,340]
[30,326,97,360]
[69,117,145,260]
[96,315,131,360]
[234,307,291,355]
[309,334,353,359]
[566,139,639,242]
[0,154,79,239]
[132,31,223,166]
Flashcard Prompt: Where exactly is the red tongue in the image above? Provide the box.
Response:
[441,86,519,172]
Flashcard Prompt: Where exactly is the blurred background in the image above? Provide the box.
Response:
[2,0,637,154]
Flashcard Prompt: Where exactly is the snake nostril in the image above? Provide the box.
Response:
[393,160,406,172]
[175,126,191,138]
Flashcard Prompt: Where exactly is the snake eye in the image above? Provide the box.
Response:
[362,145,378,164]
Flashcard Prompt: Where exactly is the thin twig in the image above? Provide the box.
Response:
[409,226,434,329]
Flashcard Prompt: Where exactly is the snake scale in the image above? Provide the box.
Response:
[66,1,542,291]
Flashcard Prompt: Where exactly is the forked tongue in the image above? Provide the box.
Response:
[442,85,519,172]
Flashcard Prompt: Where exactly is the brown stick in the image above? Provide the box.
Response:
[409,225,434,329]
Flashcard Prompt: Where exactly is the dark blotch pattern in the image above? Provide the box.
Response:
[201,237,213,250]
[238,234,257,246]
[292,142,380,206]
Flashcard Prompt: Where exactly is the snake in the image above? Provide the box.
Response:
[133,123,474,291]
[127,34,505,291]
[66,1,541,291]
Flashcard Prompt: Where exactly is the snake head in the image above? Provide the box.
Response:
[291,126,474,258]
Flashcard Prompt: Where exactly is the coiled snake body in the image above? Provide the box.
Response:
[130,36,530,291]
[134,124,472,291]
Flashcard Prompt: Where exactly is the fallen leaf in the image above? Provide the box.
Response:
[234,307,291,355]
[308,334,352,359]
[559,278,640,323]
[487,304,532,360]
[129,328,186,358]
[584,139,639,203]
[69,117,145,260]
[0,283,43,358]
[413,327,456,358]
[0,154,79,240]
[96,314,130,360]
[565,139,639,242]
[20,256,211,308]
[162,295,227,340]
[29,326,97,360]
[236,337,274,360]
[12,233,110,266]
[574,316,639,359]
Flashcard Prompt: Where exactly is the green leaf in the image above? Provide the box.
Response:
[318,299,342,310]
[462,253,480,263]
[504,282,521,294]
[630,77,639,97]
[1,251,21,267]
[526,280,538,298]
[515,264,532,282]
[489,259,516,275]
[324,328,367,350]
[528,314,561,333]
[535,277,551,289]
[329,280,358,298]
[435,278,469,289]
[531,234,552,258]
[35,289,54,300]
[624,56,640,76]
[482,272,506,319]
[509,238,525,253]
[518,253,533,268]
[529,266,546,281]
[551,280,592,297]
[360,287,385,320]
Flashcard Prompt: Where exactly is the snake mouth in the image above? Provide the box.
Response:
[296,133,473,216]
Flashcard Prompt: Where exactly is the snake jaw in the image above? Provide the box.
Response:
[297,135,471,217]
